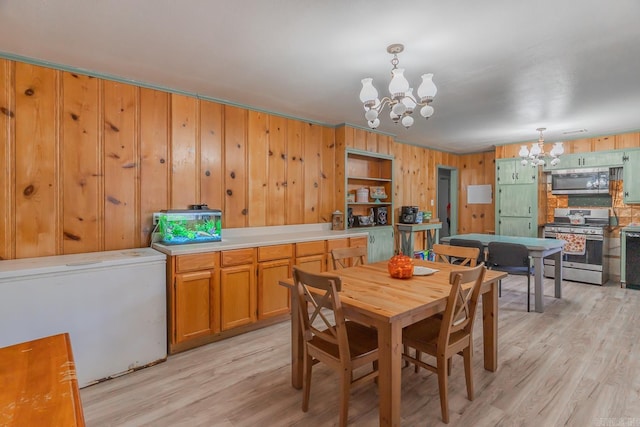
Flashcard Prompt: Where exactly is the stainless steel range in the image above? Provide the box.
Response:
[543,208,610,285]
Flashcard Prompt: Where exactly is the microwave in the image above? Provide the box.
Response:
[551,167,610,195]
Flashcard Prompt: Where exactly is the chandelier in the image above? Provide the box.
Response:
[359,44,437,129]
[519,127,564,167]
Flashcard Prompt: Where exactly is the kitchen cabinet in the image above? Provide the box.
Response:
[326,236,370,269]
[257,244,293,320]
[544,150,624,170]
[622,149,640,203]
[171,252,220,351]
[220,248,256,331]
[496,159,535,184]
[367,226,395,262]
[295,240,327,273]
[495,158,544,238]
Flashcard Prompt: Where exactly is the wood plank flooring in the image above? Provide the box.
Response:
[80,276,640,426]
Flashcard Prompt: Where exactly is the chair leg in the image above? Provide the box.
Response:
[437,355,450,424]
[499,279,502,298]
[463,346,474,400]
[447,357,452,376]
[415,350,422,373]
[527,271,531,312]
[339,370,351,427]
[302,353,313,412]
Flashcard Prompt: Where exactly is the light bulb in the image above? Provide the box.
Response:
[365,108,378,121]
[521,159,529,166]
[420,104,434,118]
[392,102,407,116]
[368,118,380,129]
[390,111,400,122]
[550,157,560,166]
[401,115,414,128]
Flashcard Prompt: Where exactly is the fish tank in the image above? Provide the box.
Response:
[156,209,222,245]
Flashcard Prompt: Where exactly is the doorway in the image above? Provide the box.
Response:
[437,167,458,238]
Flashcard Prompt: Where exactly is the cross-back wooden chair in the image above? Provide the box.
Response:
[431,243,480,267]
[292,266,379,427]
[402,263,486,424]
[330,246,368,270]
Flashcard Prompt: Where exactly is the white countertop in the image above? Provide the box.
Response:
[151,223,372,256]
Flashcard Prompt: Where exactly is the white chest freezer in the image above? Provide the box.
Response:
[0,248,167,387]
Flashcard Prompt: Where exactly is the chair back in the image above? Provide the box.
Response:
[449,238,485,264]
[331,246,367,270]
[431,243,480,267]
[439,264,486,347]
[487,242,529,268]
[292,266,350,361]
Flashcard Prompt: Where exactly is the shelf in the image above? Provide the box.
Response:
[348,202,392,206]
[347,176,392,182]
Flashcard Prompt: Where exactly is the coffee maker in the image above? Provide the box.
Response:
[400,206,419,224]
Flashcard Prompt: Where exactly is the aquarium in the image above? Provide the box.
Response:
[156,209,222,245]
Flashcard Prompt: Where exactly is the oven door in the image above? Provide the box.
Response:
[544,231,603,269]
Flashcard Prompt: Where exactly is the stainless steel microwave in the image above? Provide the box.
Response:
[551,167,610,195]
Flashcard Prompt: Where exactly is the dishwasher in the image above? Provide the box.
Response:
[622,225,640,289]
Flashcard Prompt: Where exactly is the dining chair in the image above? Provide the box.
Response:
[486,241,532,312]
[292,266,379,427]
[431,243,480,267]
[449,238,486,265]
[402,263,486,424]
[330,246,368,270]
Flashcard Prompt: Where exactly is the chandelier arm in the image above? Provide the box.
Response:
[371,96,394,113]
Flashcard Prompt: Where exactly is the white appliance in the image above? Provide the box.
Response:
[0,248,167,387]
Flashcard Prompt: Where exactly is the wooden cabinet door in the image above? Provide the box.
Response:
[258,258,291,319]
[368,226,395,262]
[174,270,218,344]
[220,264,256,331]
[496,159,517,184]
[498,185,536,217]
[295,254,326,273]
[498,217,535,237]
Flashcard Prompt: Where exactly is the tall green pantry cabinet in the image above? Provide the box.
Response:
[495,158,546,237]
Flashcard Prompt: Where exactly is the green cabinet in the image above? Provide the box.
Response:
[544,150,624,171]
[623,149,640,203]
[367,226,395,262]
[496,159,535,184]
[495,158,540,238]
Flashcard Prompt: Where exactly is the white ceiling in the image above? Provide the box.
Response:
[1,1,640,153]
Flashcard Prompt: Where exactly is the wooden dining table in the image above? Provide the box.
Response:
[280,259,507,427]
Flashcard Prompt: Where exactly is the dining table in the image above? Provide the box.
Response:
[441,233,565,313]
[279,259,507,427]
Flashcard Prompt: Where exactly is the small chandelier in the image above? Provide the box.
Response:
[519,127,564,167]
[359,43,437,129]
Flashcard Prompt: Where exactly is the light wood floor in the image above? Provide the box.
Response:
[81,276,640,426]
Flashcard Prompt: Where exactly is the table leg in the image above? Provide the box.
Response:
[289,288,302,389]
[481,280,498,372]
[553,250,562,298]
[534,256,544,313]
[376,320,403,427]
[398,230,414,256]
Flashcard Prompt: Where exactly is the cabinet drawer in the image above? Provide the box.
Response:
[296,240,326,257]
[221,248,256,267]
[258,244,293,262]
[349,236,368,248]
[175,253,218,273]
[326,238,349,253]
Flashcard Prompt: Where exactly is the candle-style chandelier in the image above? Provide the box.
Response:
[359,44,437,129]
[519,127,564,167]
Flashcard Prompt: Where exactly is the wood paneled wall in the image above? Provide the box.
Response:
[457,151,496,234]
[0,59,336,260]
[1,58,497,261]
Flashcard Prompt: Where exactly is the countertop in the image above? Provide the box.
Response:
[151,223,372,256]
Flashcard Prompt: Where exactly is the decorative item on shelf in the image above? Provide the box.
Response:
[519,127,564,167]
[388,254,414,279]
[416,211,424,224]
[347,207,355,228]
[356,215,374,227]
[369,186,388,203]
[356,187,369,203]
[400,206,420,224]
[359,43,437,129]
[331,210,344,230]
[423,211,432,220]
[373,206,388,225]
[346,192,356,203]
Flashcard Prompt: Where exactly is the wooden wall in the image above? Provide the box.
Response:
[457,151,496,234]
[0,58,497,261]
[0,60,336,259]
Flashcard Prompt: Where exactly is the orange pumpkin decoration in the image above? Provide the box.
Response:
[388,254,414,279]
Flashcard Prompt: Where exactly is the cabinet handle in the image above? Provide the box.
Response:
[512,173,515,180]
[529,206,531,214]
[516,173,519,180]
[529,222,531,230]
[625,191,629,197]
